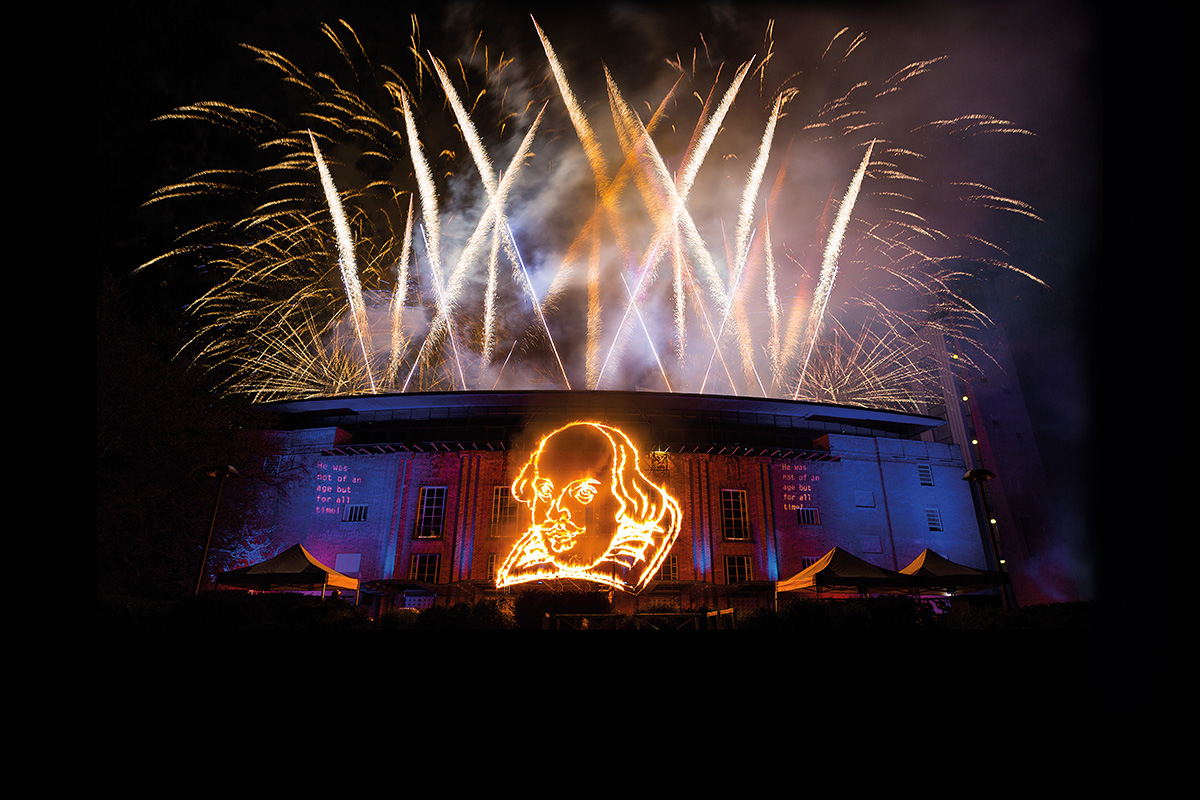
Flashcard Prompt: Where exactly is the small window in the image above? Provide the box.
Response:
[416,487,447,538]
[926,506,943,532]
[799,555,821,570]
[490,485,519,530]
[797,507,821,526]
[335,553,361,574]
[721,489,750,540]
[656,554,679,582]
[918,464,934,486]
[725,555,753,584]
[486,553,497,582]
[342,504,368,523]
[410,553,440,583]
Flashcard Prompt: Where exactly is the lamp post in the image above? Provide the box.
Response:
[195,465,239,595]
[963,467,1014,609]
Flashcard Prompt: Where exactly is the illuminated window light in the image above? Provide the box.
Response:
[496,421,681,594]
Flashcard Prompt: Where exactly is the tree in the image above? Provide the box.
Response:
[97,268,280,598]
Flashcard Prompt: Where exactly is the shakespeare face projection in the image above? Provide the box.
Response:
[495,421,681,593]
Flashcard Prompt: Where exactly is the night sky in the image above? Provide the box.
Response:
[98,1,1104,598]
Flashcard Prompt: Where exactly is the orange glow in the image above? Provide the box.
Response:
[496,421,681,593]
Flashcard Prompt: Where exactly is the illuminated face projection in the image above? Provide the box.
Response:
[496,422,681,593]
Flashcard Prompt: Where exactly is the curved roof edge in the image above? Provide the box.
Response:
[260,389,945,437]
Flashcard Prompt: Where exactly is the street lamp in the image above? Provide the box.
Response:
[195,465,239,595]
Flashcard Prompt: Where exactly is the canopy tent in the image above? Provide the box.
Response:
[899,549,1008,596]
[216,544,360,601]
[776,547,910,595]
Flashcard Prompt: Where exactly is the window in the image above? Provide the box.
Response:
[415,486,447,538]
[725,555,753,584]
[721,489,750,540]
[926,506,943,532]
[656,554,678,582]
[490,485,519,531]
[918,464,934,486]
[410,553,440,583]
[486,553,497,582]
[797,506,821,526]
[799,555,821,570]
[335,553,361,574]
[342,504,368,523]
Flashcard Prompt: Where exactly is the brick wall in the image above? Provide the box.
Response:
[226,426,985,602]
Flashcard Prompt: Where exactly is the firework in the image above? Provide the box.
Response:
[793,139,874,399]
[140,15,1044,412]
[310,133,376,393]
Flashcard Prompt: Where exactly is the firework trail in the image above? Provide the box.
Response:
[537,19,753,389]
[700,229,759,394]
[387,195,415,386]
[534,20,641,388]
[402,102,547,389]
[426,55,554,370]
[140,16,1045,413]
[595,60,754,389]
[507,224,572,389]
[539,74,682,387]
[793,139,875,400]
[532,17,608,191]
[728,93,783,391]
[310,132,376,393]
[394,85,467,391]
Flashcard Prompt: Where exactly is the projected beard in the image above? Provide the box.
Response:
[496,422,681,593]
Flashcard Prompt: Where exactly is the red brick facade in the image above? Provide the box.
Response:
[220,392,987,612]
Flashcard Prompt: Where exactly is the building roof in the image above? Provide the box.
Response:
[261,390,945,445]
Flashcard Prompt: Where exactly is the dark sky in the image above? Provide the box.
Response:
[99,1,1103,596]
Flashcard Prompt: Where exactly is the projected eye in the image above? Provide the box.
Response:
[570,480,600,504]
[536,480,554,500]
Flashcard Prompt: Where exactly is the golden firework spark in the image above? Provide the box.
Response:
[140,16,1045,412]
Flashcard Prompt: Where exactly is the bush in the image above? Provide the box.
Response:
[933,601,1098,631]
[413,600,516,630]
[98,591,377,630]
[379,608,421,629]
[512,588,612,629]
[742,596,936,631]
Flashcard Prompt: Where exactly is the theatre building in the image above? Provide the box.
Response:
[224,390,992,613]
